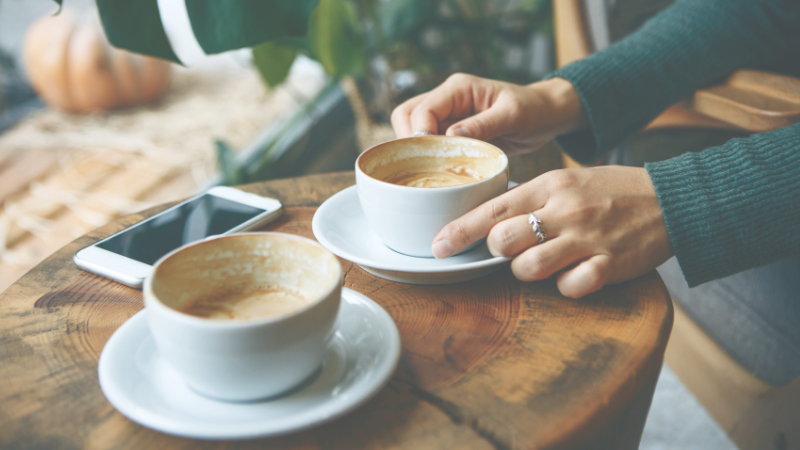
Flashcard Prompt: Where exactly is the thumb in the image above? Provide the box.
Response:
[445,99,519,141]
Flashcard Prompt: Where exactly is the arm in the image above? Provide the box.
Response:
[554,0,800,164]
[393,0,800,297]
[647,123,800,287]
[430,124,800,296]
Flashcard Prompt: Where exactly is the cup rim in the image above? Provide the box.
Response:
[356,135,508,191]
[143,232,342,329]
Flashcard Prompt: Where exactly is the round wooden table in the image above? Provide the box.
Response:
[0,172,673,450]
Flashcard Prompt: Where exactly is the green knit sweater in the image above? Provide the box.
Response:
[550,0,800,287]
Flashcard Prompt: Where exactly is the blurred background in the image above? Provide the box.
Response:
[0,1,741,449]
[0,0,555,292]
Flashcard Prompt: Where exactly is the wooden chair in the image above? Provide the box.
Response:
[553,1,800,449]
[553,0,800,167]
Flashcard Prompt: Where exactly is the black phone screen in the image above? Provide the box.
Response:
[97,194,265,265]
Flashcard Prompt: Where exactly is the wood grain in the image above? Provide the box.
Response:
[692,69,800,132]
[552,0,593,170]
[553,0,591,69]
[0,172,672,450]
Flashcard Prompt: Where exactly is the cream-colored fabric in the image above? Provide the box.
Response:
[665,301,800,449]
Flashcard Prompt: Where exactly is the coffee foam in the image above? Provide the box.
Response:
[359,136,507,188]
[177,285,314,321]
[150,234,340,322]
[383,163,484,188]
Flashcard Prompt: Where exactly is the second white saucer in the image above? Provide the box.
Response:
[98,288,401,440]
[312,186,511,285]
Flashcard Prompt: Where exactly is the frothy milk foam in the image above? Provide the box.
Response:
[384,162,484,188]
[150,234,340,322]
[177,286,314,320]
[359,138,506,188]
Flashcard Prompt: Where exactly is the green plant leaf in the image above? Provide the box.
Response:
[379,0,432,41]
[96,0,180,63]
[215,139,243,186]
[252,42,298,88]
[185,0,319,54]
[308,0,366,77]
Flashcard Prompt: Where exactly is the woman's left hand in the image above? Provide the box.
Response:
[431,166,674,298]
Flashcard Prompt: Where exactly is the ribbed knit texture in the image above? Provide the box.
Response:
[551,0,800,164]
[647,125,800,286]
[547,0,800,286]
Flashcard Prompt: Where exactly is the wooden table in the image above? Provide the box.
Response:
[0,172,673,450]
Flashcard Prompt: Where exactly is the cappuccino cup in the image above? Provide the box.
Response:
[143,232,342,401]
[356,135,509,257]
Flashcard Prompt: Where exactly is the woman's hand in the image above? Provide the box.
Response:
[391,73,587,154]
[431,166,674,298]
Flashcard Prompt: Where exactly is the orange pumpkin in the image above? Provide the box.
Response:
[23,9,171,113]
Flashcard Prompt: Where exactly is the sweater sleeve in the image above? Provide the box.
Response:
[646,123,800,287]
[549,0,800,164]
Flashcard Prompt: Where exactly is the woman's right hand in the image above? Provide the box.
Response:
[390,73,587,155]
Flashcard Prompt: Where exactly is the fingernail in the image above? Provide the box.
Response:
[450,127,470,137]
[412,131,435,137]
[432,239,454,259]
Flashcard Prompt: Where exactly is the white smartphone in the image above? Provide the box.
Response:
[74,186,283,288]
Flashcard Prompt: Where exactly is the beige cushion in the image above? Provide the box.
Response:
[665,301,800,449]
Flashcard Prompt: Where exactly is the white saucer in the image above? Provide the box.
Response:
[98,288,401,440]
[312,185,511,285]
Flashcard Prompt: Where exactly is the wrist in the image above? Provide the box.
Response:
[530,77,588,136]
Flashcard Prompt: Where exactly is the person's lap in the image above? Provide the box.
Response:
[657,256,800,386]
[612,129,800,386]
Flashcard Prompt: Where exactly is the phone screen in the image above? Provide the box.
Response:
[97,194,265,265]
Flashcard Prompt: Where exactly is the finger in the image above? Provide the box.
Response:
[438,118,459,135]
[410,97,453,136]
[486,213,562,258]
[432,183,548,258]
[409,74,477,135]
[445,97,519,142]
[391,93,426,138]
[510,237,591,282]
[556,254,611,298]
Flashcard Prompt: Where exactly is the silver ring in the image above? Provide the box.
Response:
[412,131,435,137]
[528,213,547,244]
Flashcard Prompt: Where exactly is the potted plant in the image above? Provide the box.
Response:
[53,0,554,183]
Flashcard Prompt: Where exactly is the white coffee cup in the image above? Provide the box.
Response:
[356,135,509,257]
[143,232,342,401]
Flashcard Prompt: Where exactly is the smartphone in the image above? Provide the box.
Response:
[74,186,283,288]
